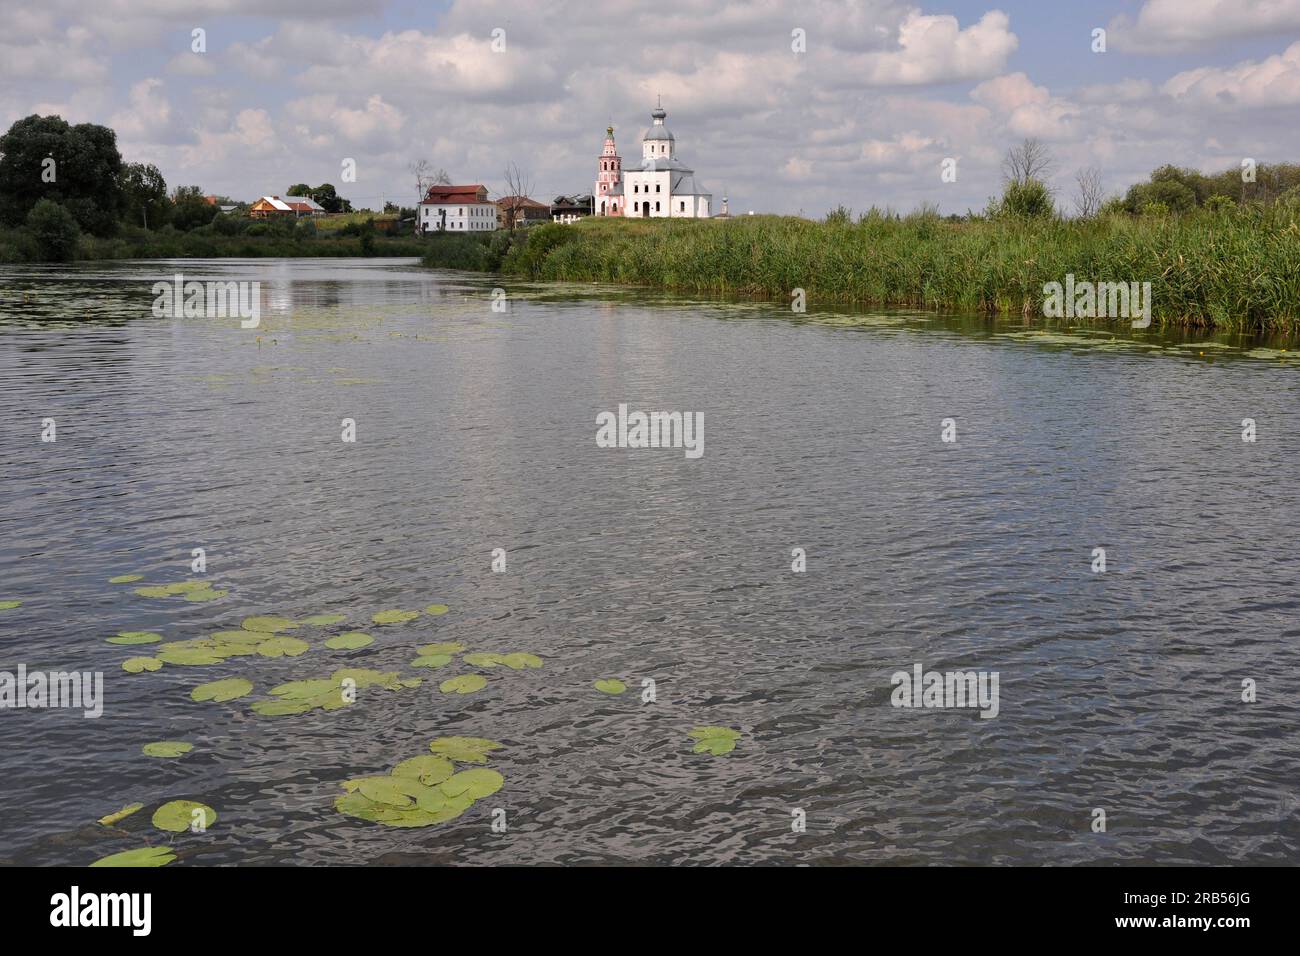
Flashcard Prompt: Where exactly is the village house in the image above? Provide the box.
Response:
[593,101,712,218]
[418,184,497,233]
[249,195,326,218]
[496,195,550,229]
[551,194,593,223]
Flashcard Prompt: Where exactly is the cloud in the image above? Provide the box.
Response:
[847,10,1018,85]
[1162,40,1300,107]
[1109,0,1300,54]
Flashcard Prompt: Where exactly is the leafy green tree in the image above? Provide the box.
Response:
[0,114,124,235]
[997,179,1054,219]
[25,198,81,261]
[286,183,313,197]
[120,162,169,229]
[171,185,218,231]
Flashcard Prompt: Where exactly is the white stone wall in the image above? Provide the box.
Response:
[420,203,497,232]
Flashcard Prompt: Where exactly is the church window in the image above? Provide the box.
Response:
[655,202,660,211]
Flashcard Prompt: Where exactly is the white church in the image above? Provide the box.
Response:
[593,101,712,218]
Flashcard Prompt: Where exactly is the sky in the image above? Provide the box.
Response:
[3,0,1300,216]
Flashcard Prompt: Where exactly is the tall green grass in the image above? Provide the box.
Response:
[423,208,1300,332]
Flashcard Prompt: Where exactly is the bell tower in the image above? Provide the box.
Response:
[595,126,622,216]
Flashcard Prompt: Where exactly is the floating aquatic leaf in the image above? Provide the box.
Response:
[242,615,299,633]
[133,586,172,598]
[497,652,543,670]
[413,789,475,821]
[428,736,503,763]
[302,613,347,626]
[142,741,193,758]
[419,641,465,655]
[98,803,144,826]
[594,679,627,695]
[411,653,452,669]
[0,600,20,611]
[325,631,373,650]
[155,645,224,666]
[345,775,426,807]
[252,699,316,716]
[122,656,163,673]
[392,755,455,786]
[463,653,501,667]
[184,588,228,602]
[190,677,254,703]
[439,768,503,800]
[688,726,742,756]
[165,581,212,595]
[424,604,450,616]
[439,674,486,695]
[256,636,310,658]
[152,800,216,833]
[89,846,175,868]
[108,575,144,584]
[372,609,419,625]
[270,678,337,699]
[107,632,162,646]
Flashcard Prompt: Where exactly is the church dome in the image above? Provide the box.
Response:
[644,103,675,141]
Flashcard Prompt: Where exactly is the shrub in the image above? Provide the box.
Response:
[997,179,1055,220]
[25,198,81,261]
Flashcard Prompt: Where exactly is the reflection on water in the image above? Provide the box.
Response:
[0,258,1297,866]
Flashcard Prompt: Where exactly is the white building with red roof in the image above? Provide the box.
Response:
[419,184,498,233]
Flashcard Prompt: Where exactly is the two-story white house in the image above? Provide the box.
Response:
[418,184,498,233]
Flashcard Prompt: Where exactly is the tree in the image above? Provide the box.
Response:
[25,198,81,261]
[409,159,450,203]
[1002,138,1055,186]
[286,183,313,197]
[996,179,1054,219]
[171,185,218,231]
[309,183,350,213]
[0,114,124,235]
[499,161,536,228]
[1073,166,1104,218]
[120,162,169,229]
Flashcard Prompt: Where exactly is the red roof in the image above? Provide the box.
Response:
[422,184,489,204]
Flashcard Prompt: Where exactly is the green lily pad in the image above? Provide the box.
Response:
[463,652,501,667]
[372,609,419,625]
[427,736,503,763]
[0,600,20,611]
[424,604,450,615]
[688,726,742,740]
[324,631,373,650]
[108,574,144,584]
[411,653,452,669]
[419,641,465,655]
[439,674,487,695]
[689,726,742,755]
[154,645,224,666]
[89,846,175,868]
[152,800,216,833]
[107,632,163,645]
[190,677,254,703]
[497,652,543,670]
[343,775,426,807]
[256,636,310,658]
[164,581,212,595]
[98,803,144,826]
[252,699,316,716]
[392,755,455,786]
[122,656,163,673]
[270,678,338,699]
[142,741,193,758]
[242,615,298,633]
[133,586,172,598]
[594,679,627,695]
[184,588,228,602]
[439,768,504,799]
[302,613,347,626]
[413,788,475,821]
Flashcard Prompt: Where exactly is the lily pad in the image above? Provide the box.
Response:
[688,726,742,756]
[302,613,347,626]
[89,846,175,868]
[252,699,316,716]
[107,632,163,646]
[98,803,144,826]
[392,755,455,786]
[122,656,163,673]
[428,736,503,763]
[142,741,193,758]
[190,677,254,703]
[256,636,310,658]
[152,800,217,833]
[439,674,487,695]
[424,604,450,615]
[325,631,373,650]
[413,789,475,821]
[344,775,426,807]
[497,652,543,670]
[410,653,452,669]
[164,581,212,595]
[155,645,224,666]
[594,679,627,695]
[184,588,228,602]
[439,768,504,800]
[133,586,173,598]
[108,574,144,584]
[420,641,465,655]
[372,609,419,625]
[242,615,298,633]
[463,652,501,667]
[0,600,20,611]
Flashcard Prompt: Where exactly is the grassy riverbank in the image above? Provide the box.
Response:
[423,207,1300,332]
